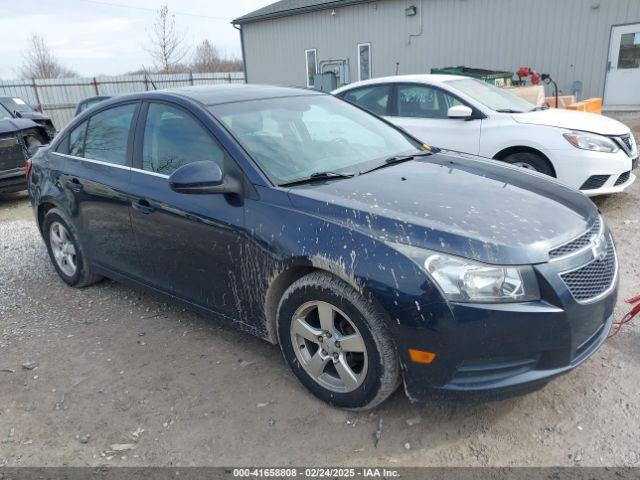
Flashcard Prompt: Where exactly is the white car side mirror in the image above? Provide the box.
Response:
[448,105,473,119]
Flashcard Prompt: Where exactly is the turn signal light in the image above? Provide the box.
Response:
[408,348,436,364]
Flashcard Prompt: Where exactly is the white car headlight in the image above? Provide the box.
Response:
[563,131,619,153]
[393,244,540,303]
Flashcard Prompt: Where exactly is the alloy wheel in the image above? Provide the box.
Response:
[49,221,77,277]
[290,300,368,393]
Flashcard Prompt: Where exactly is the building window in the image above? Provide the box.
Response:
[305,49,317,88]
[618,32,640,69]
[358,43,371,81]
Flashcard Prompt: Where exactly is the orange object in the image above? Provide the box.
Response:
[566,98,603,115]
[544,95,575,108]
[408,348,436,364]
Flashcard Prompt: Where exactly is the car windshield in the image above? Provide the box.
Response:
[446,78,535,113]
[210,94,422,184]
[1,97,35,113]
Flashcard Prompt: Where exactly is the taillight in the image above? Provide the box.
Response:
[25,158,32,182]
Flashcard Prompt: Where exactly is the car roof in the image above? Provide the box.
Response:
[157,84,324,106]
[332,74,466,93]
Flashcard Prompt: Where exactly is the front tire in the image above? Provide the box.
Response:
[43,208,102,287]
[502,151,555,176]
[277,272,399,410]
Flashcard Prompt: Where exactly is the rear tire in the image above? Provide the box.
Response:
[277,271,399,410]
[502,152,555,177]
[42,208,102,288]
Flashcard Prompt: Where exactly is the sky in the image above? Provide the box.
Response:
[0,0,274,79]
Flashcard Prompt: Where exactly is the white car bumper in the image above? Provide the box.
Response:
[549,147,637,196]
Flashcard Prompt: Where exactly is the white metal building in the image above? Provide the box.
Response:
[233,0,640,109]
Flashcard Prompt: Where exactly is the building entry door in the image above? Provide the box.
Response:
[604,23,640,108]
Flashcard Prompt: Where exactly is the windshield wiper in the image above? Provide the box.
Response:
[495,108,525,113]
[278,171,355,187]
[359,151,432,175]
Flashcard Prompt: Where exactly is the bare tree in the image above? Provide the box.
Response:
[147,5,189,73]
[191,39,244,73]
[192,40,221,72]
[19,34,77,79]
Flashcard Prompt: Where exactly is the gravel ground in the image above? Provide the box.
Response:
[0,123,639,467]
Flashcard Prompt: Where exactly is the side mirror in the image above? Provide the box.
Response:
[14,110,23,118]
[447,105,473,119]
[169,161,242,195]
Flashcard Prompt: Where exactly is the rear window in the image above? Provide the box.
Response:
[83,104,137,165]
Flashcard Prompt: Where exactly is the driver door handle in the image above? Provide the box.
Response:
[66,177,83,193]
[132,199,155,215]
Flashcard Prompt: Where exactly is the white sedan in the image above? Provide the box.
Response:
[333,75,637,196]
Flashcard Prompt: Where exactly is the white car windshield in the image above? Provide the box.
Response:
[211,95,422,185]
[446,78,535,113]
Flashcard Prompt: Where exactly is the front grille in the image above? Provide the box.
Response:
[615,133,638,158]
[560,235,616,302]
[614,171,631,186]
[549,217,601,259]
[580,175,609,190]
[619,133,633,151]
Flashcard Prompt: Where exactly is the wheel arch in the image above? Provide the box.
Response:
[263,257,372,345]
[36,201,59,234]
[492,146,557,177]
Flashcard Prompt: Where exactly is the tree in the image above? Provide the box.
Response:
[19,34,77,79]
[192,40,221,72]
[147,5,189,73]
[191,39,244,73]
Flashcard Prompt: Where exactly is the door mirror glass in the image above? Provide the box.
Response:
[448,105,473,119]
[169,161,241,195]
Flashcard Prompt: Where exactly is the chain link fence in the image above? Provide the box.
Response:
[0,72,244,131]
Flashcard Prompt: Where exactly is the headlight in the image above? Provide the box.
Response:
[563,131,619,153]
[393,244,540,303]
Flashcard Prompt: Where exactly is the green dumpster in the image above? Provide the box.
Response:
[430,66,513,87]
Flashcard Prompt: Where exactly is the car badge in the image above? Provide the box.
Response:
[591,235,607,262]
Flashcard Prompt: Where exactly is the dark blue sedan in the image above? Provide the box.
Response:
[26,85,617,409]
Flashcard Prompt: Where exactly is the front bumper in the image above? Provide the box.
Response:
[398,231,618,403]
[549,146,637,196]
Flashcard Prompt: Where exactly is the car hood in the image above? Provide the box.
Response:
[287,153,599,265]
[0,118,40,135]
[17,111,50,122]
[511,108,629,136]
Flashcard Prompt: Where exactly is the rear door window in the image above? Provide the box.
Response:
[83,103,137,165]
[342,85,391,116]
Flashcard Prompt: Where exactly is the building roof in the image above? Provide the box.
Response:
[232,0,372,24]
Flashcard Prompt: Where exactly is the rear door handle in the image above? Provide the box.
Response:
[67,177,83,192]
[132,199,155,215]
